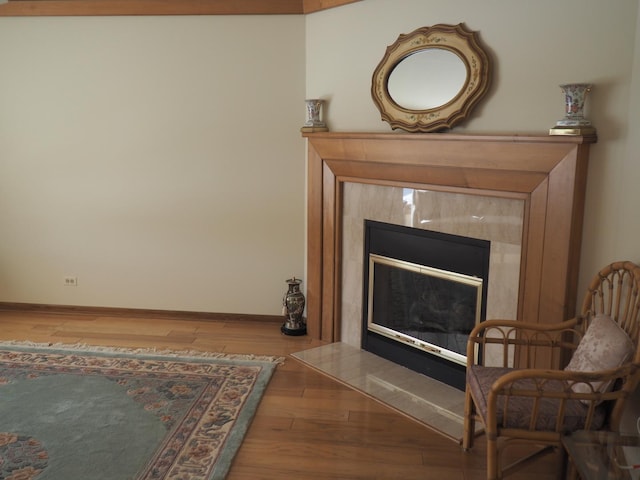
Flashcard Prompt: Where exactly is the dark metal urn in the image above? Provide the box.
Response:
[281,277,307,336]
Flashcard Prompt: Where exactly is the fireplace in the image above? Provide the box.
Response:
[304,132,596,372]
[362,220,490,390]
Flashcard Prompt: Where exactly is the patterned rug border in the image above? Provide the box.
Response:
[0,340,285,365]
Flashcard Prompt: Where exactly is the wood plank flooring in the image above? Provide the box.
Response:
[0,308,563,479]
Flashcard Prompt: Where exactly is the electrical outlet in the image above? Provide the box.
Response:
[63,276,78,287]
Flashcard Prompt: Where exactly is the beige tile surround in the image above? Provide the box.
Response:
[341,183,525,366]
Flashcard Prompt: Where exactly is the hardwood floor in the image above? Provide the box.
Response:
[0,308,563,479]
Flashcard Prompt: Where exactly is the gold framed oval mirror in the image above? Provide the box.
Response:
[371,23,491,133]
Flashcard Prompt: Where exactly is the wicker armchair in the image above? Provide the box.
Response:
[462,261,640,480]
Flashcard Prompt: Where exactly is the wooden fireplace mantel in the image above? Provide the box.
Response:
[303,131,597,342]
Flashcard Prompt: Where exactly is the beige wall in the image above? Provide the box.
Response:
[1,0,638,318]
[0,15,306,315]
[305,0,640,304]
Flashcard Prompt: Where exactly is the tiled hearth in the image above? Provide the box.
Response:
[341,182,523,351]
[292,342,466,442]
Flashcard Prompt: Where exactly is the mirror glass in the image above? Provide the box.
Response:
[371,23,491,133]
[388,49,467,110]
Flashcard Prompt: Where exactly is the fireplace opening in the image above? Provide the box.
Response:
[362,220,490,390]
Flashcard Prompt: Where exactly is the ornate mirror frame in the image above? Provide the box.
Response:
[371,23,492,133]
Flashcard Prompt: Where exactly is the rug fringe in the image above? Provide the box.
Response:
[0,340,285,364]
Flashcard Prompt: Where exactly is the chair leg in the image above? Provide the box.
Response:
[462,386,475,451]
[564,453,578,480]
[486,434,499,480]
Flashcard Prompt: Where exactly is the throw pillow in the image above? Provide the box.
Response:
[564,313,634,395]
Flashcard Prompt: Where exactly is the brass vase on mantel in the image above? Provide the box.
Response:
[281,277,307,336]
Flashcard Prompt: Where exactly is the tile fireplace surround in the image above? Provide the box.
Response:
[303,132,596,369]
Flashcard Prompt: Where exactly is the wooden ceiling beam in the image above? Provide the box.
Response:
[302,0,360,14]
[0,0,361,16]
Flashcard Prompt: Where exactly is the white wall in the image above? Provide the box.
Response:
[305,0,640,303]
[0,15,306,315]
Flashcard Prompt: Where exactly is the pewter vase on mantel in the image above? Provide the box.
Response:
[281,277,306,336]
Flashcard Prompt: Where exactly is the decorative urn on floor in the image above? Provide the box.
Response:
[281,277,307,336]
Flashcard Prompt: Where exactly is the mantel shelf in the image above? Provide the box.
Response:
[301,131,597,145]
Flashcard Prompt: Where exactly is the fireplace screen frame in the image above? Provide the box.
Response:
[367,253,482,366]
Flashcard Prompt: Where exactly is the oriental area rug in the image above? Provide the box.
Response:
[0,342,282,480]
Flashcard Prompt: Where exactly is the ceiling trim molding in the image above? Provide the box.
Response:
[302,0,360,14]
[0,0,361,16]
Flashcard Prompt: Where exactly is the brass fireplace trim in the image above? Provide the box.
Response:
[367,253,483,366]
[303,132,596,351]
